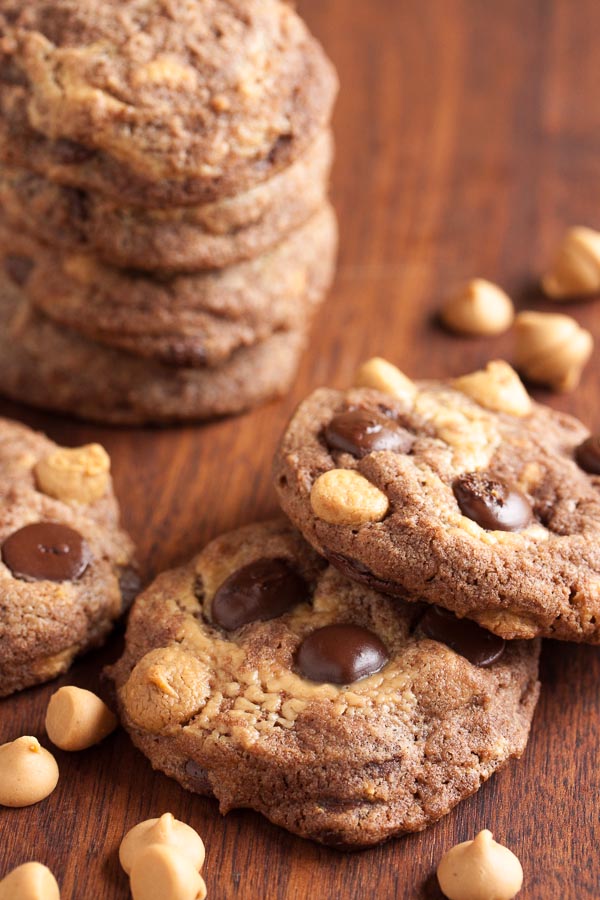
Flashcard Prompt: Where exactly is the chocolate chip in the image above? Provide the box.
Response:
[54,139,95,165]
[4,255,33,286]
[324,409,413,458]
[453,472,532,531]
[296,624,389,684]
[420,606,505,667]
[211,558,308,631]
[575,435,600,474]
[1,522,91,582]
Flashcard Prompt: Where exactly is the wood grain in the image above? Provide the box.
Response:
[1,1,600,897]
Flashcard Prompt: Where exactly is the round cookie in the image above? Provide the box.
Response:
[0,130,333,273]
[0,203,338,368]
[0,417,137,696]
[108,519,540,849]
[0,0,337,206]
[0,279,310,425]
[273,361,600,642]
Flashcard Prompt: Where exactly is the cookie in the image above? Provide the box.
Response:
[0,279,310,424]
[0,130,333,273]
[0,0,338,206]
[0,417,137,696]
[108,519,540,848]
[273,360,600,642]
[1,203,338,368]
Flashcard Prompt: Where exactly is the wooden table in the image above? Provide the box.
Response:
[2,1,599,897]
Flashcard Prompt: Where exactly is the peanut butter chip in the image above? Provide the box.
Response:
[353,357,417,404]
[453,361,531,417]
[121,648,211,733]
[120,813,205,876]
[0,862,60,900]
[0,737,59,807]
[130,846,207,900]
[35,443,110,503]
[437,829,523,900]
[542,226,600,299]
[441,279,514,336]
[45,686,117,751]
[514,311,593,392]
[310,469,389,525]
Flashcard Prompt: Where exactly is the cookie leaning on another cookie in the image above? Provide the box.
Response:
[274,359,600,642]
[109,519,540,848]
[0,418,137,695]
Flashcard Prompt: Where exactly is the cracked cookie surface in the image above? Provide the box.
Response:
[0,417,137,696]
[109,519,539,848]
[0,130,333,273]
[0,203,337,368]
[0,0,337,206]
[274,367,600,642]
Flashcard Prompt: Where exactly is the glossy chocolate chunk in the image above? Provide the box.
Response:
[324,409,413,458]
[420,606,505,667]
[212,558,308,631]
[575,435,600,475]
[296,624,389,684]
[453,472,532,531]
[1,522,91,582]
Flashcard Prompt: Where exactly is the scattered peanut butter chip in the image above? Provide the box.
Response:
[437,829,523,900]
[120,813,205,876]
[45,686,117,751]
[453,360,531,417]
[542,226,600,299]
[129,846,207,900]
[353,357,417,403]
[34,443,110,504]
[514,310,593,392]
[310,469,389,525]
[0,736,59,807]
[0,862,60,900]
[441,278,514,336]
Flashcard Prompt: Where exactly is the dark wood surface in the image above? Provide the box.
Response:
[2,1,600,897]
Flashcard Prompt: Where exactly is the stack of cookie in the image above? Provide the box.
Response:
[0,0,338,424]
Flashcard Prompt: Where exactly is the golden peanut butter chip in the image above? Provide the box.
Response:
[441,279,514,336]
[353,357,417,404]
[35,443,110,503]
[121,647,211,733]
[542,226,600,299]
[514,310,593,392]
[437,829,523,900]
[453,360,532,417]
[310,469,389,525]
[45,686,117,751]
[0,862,60,900]
[129,846,207,900]
[0,736,59,807]
[120,813,205,876]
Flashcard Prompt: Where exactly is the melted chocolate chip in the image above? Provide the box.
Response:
[575,435,600,475]
[296,624,389,684]
[184,759,207,785]
[4,255,33,286]
[212,558,308,631]
[420,606,505,666]
[453,472,532,531]
[324,409,413,459]
[1,522,91,582]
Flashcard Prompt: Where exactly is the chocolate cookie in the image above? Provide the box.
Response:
[0,0,337,206]
[0,417,137,696]
[274,359,600,642]
[0,130,333,273]
[0,279,310,424]
[0,203,338,367]
[108,519,540,848]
